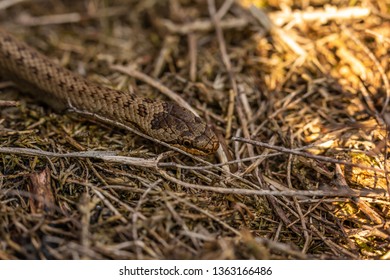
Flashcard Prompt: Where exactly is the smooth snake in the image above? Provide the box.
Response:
[0,29,219,155]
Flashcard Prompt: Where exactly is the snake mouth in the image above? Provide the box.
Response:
[171,135,220,156]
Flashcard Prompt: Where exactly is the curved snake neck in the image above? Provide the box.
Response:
[0,29,219,155]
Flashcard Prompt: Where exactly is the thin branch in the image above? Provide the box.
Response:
[232,137,389,174]
[0,0,27,10]
[158,168,386,198]
[111,64,198,116]
[0,146,158,167]
[270,6,371,26]
[160,17,248,35]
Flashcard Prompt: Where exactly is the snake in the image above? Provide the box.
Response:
[0,29,219,155]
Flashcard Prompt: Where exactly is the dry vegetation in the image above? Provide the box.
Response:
[0,0,389,259]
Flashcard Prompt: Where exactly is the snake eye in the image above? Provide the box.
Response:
[182,139,191,148]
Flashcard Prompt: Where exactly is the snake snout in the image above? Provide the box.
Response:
[194,129,219,155]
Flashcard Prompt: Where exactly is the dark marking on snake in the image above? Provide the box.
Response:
[137,103,148,117]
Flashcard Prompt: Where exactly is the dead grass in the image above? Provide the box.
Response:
[0,0,389,259]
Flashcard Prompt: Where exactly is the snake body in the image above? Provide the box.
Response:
[0,29,219,155]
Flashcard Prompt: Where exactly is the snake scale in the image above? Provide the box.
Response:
[0,29,219,155]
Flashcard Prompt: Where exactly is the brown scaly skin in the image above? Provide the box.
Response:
[0,29,219,155]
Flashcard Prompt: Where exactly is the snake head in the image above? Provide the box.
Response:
[175,123,220,156]
[150,102,219,156]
